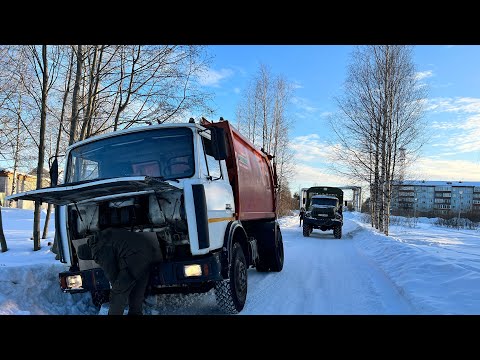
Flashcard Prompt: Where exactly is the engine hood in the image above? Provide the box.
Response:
[5,176,180,206]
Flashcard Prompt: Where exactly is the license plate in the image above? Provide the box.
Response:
[316,214,328,217]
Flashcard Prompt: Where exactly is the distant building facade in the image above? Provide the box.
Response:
[0,168,49,209]
[391,180,480,216]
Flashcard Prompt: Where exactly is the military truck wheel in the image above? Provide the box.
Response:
[334,226,342,239]
[303,224,312,237]
[214,242,247,314]
[91,290,110,309]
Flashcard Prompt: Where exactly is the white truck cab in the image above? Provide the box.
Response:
[7,120,284,314]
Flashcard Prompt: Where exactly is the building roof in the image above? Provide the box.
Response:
[395,180,480,187]
[0,168,43,178]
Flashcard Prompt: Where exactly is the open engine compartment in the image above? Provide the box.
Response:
[67,188,190,270]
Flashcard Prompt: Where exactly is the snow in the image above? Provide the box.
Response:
[1,207,480,315]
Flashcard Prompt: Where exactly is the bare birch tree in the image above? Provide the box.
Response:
[331,45,426,235]
[0,44,212,251]
[235,64,295,215]
[43,46,75,240]
[68,45,212,140]
[0,46,38,185]
[30,46,49,250]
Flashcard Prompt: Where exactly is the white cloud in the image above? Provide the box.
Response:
[293,134,320,141]
[291,96,318,113]
[289,163,351,191]
[197,67,234,87]
[427,97,480,113]
[230,65,247,77]
[430,121,460,130]
[294,112,307,120]
[233,87,241,94]
[413,157,480,181]
[292,81,303,89]
[289,134,338,162]
[432,82,453,89]
[442,114,480,153]
[287,134,352,191]
[425,98,480,154]
[415,70,434,81]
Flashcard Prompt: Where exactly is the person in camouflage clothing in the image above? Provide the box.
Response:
[78,227,162,315]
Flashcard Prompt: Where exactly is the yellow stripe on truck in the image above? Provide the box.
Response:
[208,217,235,223]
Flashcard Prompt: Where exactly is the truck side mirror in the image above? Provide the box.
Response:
[49,157,59,187]
[210,127,228,160]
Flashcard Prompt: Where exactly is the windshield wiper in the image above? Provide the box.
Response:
[144,175,180,183]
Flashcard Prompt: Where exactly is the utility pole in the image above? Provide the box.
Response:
[458,190,463,229]
[413,197,417,227]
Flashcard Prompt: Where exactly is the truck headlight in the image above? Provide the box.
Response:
[66,275,83,289]
[184,264,202,277]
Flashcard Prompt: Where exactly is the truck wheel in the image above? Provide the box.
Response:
[303,224,312,237]
[91,290,110,309]
[255,222,284,272]
[269,226,284,272]
[255,260,269,272]
[214,242,247,314]
[334,226,342,239]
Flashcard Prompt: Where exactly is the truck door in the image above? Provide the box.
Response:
[199,133,235,252]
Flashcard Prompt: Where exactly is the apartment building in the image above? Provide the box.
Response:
[0,168,50,209]
[391,180,480,216]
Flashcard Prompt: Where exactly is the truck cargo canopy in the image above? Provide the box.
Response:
[5,176,179,206]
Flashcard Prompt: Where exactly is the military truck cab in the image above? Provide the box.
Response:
[302,186,344,239]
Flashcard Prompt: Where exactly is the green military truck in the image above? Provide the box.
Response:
[301,186,344,239]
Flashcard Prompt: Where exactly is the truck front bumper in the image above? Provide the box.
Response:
[59,251,224,293]
[303,216,342,229]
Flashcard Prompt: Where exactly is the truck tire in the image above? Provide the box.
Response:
[255,222,284,272]
[255,260,269,272]
[303,224,312,237]
[334,226,342,239]
[214,242,247,314]
[269,226,284,272]
[91,290,110,309]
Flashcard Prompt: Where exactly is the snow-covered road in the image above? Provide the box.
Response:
[145,213,416,315]
[7,208,480,315]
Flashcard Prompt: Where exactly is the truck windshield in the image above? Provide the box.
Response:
[311,198,337,207]
[66,127,194,184]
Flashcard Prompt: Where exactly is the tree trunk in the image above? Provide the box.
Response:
[42,203,52,239]
[49,48,74,253]
[69,45,83,146]
[9,94,21,208]
[33,45,49,251]
[0,206,7,252]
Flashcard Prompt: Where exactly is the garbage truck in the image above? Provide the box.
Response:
[6,117,284,314]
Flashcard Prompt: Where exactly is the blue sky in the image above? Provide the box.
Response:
[199,45,480,195]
